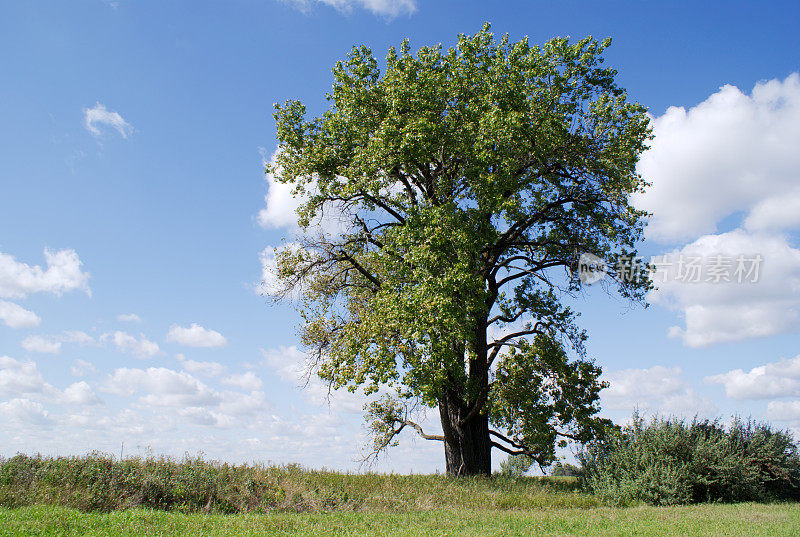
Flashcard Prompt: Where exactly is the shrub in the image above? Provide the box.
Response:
[579,413,800,505]
[550,462,581,477]
[499,454,534,477]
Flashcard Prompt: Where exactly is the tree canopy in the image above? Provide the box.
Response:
[265,24,652,475]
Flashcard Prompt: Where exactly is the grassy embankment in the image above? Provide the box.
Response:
[1,454,797,536]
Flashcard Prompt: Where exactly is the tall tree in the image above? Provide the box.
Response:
[265,24,651,476]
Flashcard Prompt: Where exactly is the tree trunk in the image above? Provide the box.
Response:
[438,389,491,476]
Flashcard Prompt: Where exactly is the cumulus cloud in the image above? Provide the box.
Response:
[61,330,96,346]
[744,189,800,232]
[21,335,62,354]
[176,354,226,377]
[166,323,227,348]
[766,401,800,421]
[61,381,101,405]
[649,230,800,347]
[102,367,221,406]
[633,73,800,242]
[70,359,98,377]
[0,300,40,328]
[257,149,351,237]
[257,150,304,232]
[108,331,160,358]
[221,372,263,391]
[602,365,717,417]
[83,102,133,138]
[117,313,142,323]
[19,331,97,355]
[0,398,51,427]
[283,0,417,17]
[0,248,90,299]
[99,366,272,429]
[706,354,800,400]
[260,345,377,413]
[0,356,49,396]
[259,243,295,297]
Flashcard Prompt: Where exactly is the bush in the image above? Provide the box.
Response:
[550,462,581,477]
[579,413,800,505]
[499,454,533,477]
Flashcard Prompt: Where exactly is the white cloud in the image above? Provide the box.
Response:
[176,354,226,377]
[257,148,351,237]
[70,359,98,377]
[602,365,717,417]
[0,248,90,299]
[0,300,40,328]
[61,381,101,405]
[633,73,800,242]
[98,366,274,429]
[602,365,685,404]
[166,323,227,348]
[706,354,800,400]
[259,244,292,297]
[102,367,221,407]
[650,230,800,347]
[744,189,800,232]
[117,313,142,323]
[21,335,62,354]
[257,149,304,232]
[260,345,309,385]
[62,330,96,346]
[260,345,376,413]
[19,330,96,355]
[0,398,51,427]
[83,102,133,138]
[0,356,48,395]
[217,390,271,418]
[109,331,160,358]
[766,401,800,421]
[222,372,263,391]
[284,0,416,17]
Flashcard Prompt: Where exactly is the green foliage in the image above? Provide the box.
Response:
[550,462,581,477]
[499,454,533,477]
[0,453,593,514]
[579,413,800,506]
[487,335,612,466]
[266,23,652,468]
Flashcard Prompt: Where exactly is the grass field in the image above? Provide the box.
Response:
[2,455,798,536]
[2,503,799,536]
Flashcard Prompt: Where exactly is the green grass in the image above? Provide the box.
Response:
[1,503,799,536]
[0,454,592,513]
[3,454,798,536]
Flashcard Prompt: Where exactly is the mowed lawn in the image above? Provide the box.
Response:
[1,503,798,537]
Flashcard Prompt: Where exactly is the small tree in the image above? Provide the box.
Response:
[499,454,534,477]
[266,24,651,476]
[550,461,581,477]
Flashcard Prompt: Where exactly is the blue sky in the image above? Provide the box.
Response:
[1,0,799,472]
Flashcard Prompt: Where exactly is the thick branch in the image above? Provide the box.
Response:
[336,251,382,289]
[487,324,547,365]
[402,419,445,441]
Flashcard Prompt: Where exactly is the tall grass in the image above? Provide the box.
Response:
[0,453,594,514]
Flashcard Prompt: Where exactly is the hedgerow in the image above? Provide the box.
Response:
[579,413,800,505]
